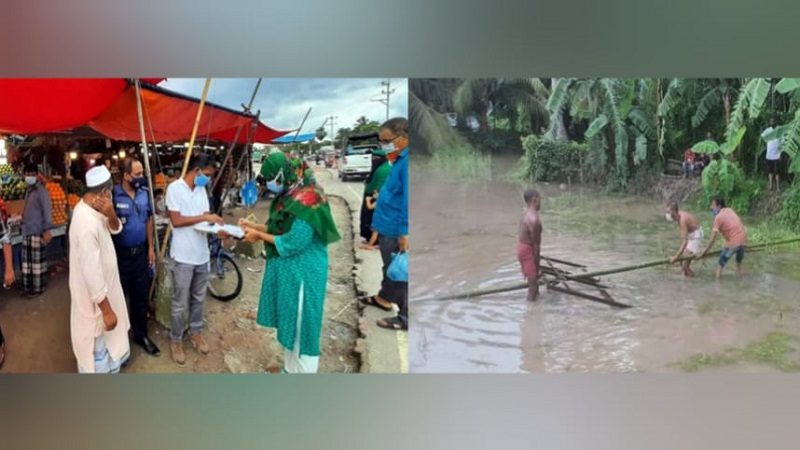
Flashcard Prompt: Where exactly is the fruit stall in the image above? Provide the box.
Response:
[0,164,70,249]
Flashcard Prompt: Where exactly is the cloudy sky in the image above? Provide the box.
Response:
[160,78,408,135]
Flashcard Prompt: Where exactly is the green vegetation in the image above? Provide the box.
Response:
[517,135,589,184]
[428,147,492,181]
[777,182,800,232]
[411,78,800,223]
[677,332,800,372]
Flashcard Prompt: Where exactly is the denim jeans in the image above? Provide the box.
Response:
[170,261,209,341]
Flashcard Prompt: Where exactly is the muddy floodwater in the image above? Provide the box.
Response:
[410,156,800,373]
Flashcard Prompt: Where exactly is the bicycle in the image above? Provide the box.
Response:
[206,233,243,301]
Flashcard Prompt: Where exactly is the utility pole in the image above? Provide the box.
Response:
[371,78,396,120]
[328,115,338,148]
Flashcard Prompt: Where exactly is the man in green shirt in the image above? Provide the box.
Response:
[359,149,391,248]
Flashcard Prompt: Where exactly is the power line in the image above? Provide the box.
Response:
[325,115,338,147]
[371,78,396,120]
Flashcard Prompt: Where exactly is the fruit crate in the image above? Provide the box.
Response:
[5,200,25,216]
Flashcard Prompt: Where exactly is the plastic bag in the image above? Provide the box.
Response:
[387,251,408,282]
[241,180,258,207]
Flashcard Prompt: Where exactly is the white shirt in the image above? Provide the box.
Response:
[166,178,210,265]
[68,201,131,373]
[762,127,781,161]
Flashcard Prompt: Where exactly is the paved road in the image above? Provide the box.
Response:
[315,166,408,373]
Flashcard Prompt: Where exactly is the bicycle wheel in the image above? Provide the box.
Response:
[207,253,243,301]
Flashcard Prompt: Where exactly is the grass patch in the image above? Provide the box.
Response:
[747,220,800,247]
[695,303,714,315]
[677,332,800,373]
[429,147,492,181]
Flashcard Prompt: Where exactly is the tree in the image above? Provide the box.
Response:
[545,78,659,184]
[352,117,380,134]
[409,89,470,153]
[335,127,350,147]
[453,79,549,133]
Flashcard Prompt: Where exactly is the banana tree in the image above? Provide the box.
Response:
[770,78,800,174]
[546,78,658,181]
[692,127,748,206]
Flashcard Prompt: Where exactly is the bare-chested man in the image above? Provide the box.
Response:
[665,201,703,277]
[517,189,542,302]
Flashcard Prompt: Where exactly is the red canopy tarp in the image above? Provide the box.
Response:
[0,79,288,144]
[89,83,288,144]
[0,79,129,134]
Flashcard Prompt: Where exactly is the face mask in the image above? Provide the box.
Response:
[25,176,37,186]
[711,207,721,217]
[195,172,210,188]
[381,142,396,153]
[665,213,673,222]
[266,169,285,194]
[130,176,147,190]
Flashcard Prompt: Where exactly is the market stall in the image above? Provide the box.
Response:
[0,78,290,324]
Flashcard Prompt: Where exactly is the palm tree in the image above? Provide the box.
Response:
[409,90,468,153]
[453,79,549,133]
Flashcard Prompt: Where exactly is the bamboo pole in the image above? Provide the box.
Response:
[134,80,160,260]
[148,78,212,301]
[412,238,800,303]
[542,256,586,269]
[211,78,262,194]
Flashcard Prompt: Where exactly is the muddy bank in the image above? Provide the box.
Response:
[410,156,800,373]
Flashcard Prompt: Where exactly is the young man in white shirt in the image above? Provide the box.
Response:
[761,118,783,191]
[165,154,224,366]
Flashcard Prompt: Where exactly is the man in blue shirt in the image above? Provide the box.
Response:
[21,162,53,298]
[360,117,409,331]
[113,157,160,356]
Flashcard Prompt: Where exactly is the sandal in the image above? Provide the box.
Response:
[377,316,407,331]
[359,295,393,312]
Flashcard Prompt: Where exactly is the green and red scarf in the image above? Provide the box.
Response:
[261,152,340,257]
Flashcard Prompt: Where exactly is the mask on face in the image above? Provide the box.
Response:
[665,213,673,222]
[381,142,396,153]
[130,176,147,190]
[266,169,284,194]
[711,207,721,217]
[25,176,37,186]
[195,172,210,188]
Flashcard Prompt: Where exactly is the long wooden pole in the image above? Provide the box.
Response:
[413,238,800,303]
[134,80,160,260]
[212,78,262,192]
[149,78,212,301]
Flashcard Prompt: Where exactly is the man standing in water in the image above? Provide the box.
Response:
[517,189,542,302]
[666,201,702,277]
[697,196,747,279]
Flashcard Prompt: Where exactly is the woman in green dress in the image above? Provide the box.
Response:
[240,152,340,373]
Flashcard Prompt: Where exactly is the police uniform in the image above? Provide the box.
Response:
[112,184,154,350]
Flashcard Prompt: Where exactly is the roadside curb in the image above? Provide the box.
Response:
[326,186,405,373]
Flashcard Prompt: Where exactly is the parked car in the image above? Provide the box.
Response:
[339,132,378,181]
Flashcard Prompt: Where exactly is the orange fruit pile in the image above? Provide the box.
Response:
[46,181,68,226]
[155,173,167,190]
[67,193,80,209]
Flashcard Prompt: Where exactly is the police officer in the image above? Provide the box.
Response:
[113,157,160,356]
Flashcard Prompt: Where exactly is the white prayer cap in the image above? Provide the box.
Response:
[86,165,111,188]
